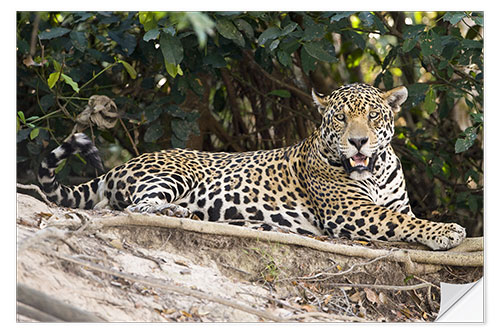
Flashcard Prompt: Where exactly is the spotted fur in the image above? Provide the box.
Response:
[38,83,466,250]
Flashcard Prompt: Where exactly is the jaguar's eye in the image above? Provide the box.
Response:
[369,111,379,119]
[335,113,345,121]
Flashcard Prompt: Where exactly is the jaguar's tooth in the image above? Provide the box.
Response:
[364,157,369,166]
[349,158,355,167]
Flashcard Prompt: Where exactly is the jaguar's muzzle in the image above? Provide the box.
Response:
[340,152,378,178]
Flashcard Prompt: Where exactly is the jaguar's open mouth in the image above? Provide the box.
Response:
[340,153,377,177]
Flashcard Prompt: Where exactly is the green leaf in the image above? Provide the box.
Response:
[300,47,317,74]
[406,83,428,107]
[303,41,336,62]
[268,89,291,98]
[139,12,158,32]
[144,105,164,124]
[420,31,443,57]
[330,12,355,22]
[54,158,66,174]
[17,111,26,124]
[17,128,31,143]
[465,168,480,183]
[403,275,414,284]
[38,27,71,40]
[40,95,55,110]
[455,127,477,153]
[257,27,281,47]
[277,49,292,67]
[279,38,300,54]
[165,62,183,78]
[29,127,40,140]
[303,24,325,41]
[281,22,298,35]
[358,12,375,27]
[371,14,388,34]
[203,53,227,68]
[455,139,468,153]
[470,112,483,124]
[402,38,418,53]
[471,14,483,27]
[74,12,93,23]
[171,117,200,148]
[144,122,164,142]
[402,24,426,40]
[114,32,136,56]
[234,18,254,39]
[160,31,184,66]
[383,71,393,90]
[61,73,80,93]
[118,60,137,79]
[468,194,479,213]
[268,39,280,52]
[461,39,483,49]
[342,30,366,49]
[47,72,61,89]
[143,28,160,42]
[70,30,87,52]
[53,59,62,72]
[189,76,204,96]
[443,12,467,25]
[216,19,245,47]
[423,88,437,113]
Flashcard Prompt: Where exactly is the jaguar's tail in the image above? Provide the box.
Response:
[38,133,105,208]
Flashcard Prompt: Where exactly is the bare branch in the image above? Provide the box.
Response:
[17,284,105,322]
[88,213,483,267]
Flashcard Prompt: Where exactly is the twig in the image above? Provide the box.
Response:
[243,51,313,105]
[328,282,431,291]
[52,253,284,322]
[17,227,71,253]
[281,249,398,282]
[29,13,41,56]
[119,117,139,156]
[426,285,437,313]
[374,12,403,39]
[121,241,165,269]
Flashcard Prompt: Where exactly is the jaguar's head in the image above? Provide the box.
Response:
[312,83,407,181]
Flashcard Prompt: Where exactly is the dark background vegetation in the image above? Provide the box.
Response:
[16,11,483,236]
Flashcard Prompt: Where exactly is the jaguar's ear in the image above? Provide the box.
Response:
[382,86,408,113]
[312,89,328,115]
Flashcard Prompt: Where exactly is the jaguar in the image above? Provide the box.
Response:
[38,83,466,250]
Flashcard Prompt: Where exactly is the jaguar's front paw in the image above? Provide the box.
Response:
[422,223,466,250]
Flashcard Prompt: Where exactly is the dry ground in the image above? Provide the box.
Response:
[16,193,483,322]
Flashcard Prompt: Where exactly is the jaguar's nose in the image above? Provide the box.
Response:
[348,137,368,151]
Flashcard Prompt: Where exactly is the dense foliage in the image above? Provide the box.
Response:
[16,11,483,235]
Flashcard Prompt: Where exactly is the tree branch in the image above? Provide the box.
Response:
[17,284,105,322]
[72,213,483,267]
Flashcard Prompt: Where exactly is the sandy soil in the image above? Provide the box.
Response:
[16,193,483,322]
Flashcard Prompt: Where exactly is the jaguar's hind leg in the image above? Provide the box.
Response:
[125,176,199,218]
